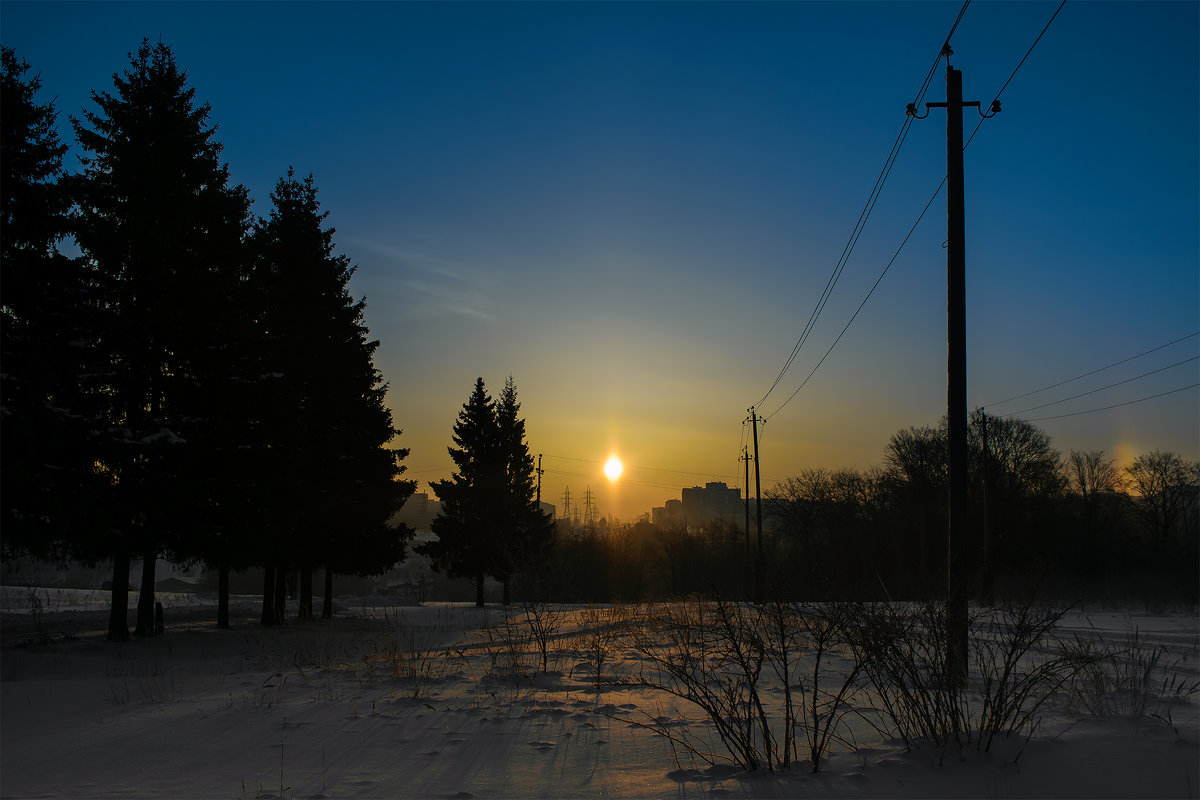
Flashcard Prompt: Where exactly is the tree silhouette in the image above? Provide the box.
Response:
[250,169,414,623]
[882,425,947,593]
[493,376,554,602]
[72,41,252,640]
[422,377,503,607]
[1,48,99,567]
[1124,450,1199,555]
[967,410,1063,579]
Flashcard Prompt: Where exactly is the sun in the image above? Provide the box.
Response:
[603,455,623,481]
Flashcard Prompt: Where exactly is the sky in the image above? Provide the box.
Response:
[3,0,1197,521]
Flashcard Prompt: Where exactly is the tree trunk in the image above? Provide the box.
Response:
[322,569,333,619]
[502,577,511,606]
[134,548,157,637]
[298,566,313,621]
[273,563,287,624]
[261,565,279,625]
[107,550,131,642]
[476,570,485,608]
[217,564,230,629]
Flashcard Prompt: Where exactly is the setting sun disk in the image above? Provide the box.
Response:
[604,456,623,481]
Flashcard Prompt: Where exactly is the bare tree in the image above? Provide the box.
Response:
[1124,451,1200,553]
[1067,450,1123,502]
[1065,450,1126,574]
[882,426,947,590]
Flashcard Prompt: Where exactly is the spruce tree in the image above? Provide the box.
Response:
[421,378,503,607]
[251,169,414,622]
[494,377,554,602]
[72,41,252,640]
[1,48,103,568]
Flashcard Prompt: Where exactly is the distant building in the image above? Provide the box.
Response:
[652,498,684,528]
[391,493,554,533]
[391,492,443,533]
[653,483,742,530]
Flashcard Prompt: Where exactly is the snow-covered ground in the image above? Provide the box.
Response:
[1,587,1197,799]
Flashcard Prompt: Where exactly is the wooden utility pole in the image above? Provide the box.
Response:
[980,411,993,606]
[919,53,988,687]
[749,407,764,602]
[535,453,543,506]
[742,445,751,600]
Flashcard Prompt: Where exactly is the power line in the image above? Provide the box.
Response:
[1024,383,1198,422]
[1002,355,1199,417]
[542,453,735,482]
[752,0,969,410]
[985,332,1199,407]
[764,176,947,421]
[542,468,708,493]
[404,465,454,475]
[762,0,1070,422]
[964,0,1068,151]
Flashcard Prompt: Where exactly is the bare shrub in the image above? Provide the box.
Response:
[520,600,561,673]
[844,598,1093,754]
[971,601,1082,751]
[611,597,868,773]
[780,602,865,771]
[477,608,534,681]
[621,596,778,770]
[842,600,965,749]
[575,605,631,687]
[361,631,447,701]
[1068,628,1200,722]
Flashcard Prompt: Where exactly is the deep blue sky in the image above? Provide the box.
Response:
[4,1,1197,518]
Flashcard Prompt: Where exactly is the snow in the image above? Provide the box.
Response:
[1,589,1197,799]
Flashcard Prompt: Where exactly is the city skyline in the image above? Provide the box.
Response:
[3,1,1196,520]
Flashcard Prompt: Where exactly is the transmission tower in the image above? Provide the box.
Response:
[583,486,596,527]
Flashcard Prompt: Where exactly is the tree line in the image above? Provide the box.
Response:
[1,42,415,639]
[523,413,1197,606]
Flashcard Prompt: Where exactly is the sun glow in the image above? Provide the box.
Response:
[604,455,624,481]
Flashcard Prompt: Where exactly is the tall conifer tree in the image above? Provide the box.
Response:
[422,376,552,605]
[494,377,554,602]
[72,41,252,640]
[1,47,98,563]
[251,170,414,623]
[422,378,502,607]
